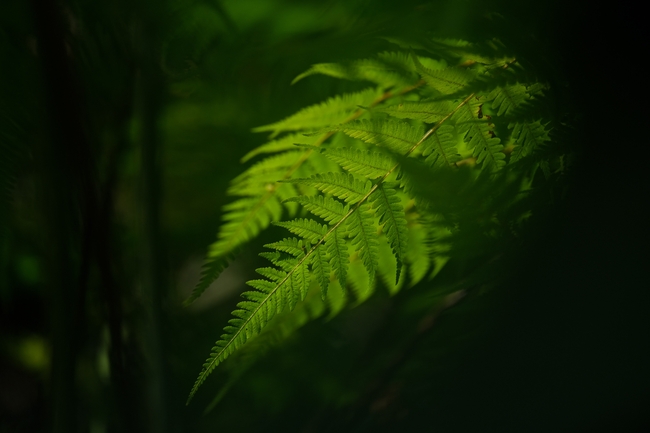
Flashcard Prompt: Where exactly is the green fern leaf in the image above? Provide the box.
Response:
[421,124,461,168]
[273,218,328,243]
[229,151,304,196]
[284,195,349,224]
[346,204,379,287]
[326,227,349,288]
[509,120,551,162]
[369,183,408,283]
[252,87,382,138]
[292,51,417,89]
[321,119,425,155]
[283,172,372,204]
[241,133,319,162]
[183,255,232,306]
[264,237,307,258]
[188,242,310,404]
[412,54,475,95]
[320,147,394,179]
[311,243,331,299]
[455,99,505,170]
[347,257,374,303]
[373,100,456,123]
[377,237,403,295]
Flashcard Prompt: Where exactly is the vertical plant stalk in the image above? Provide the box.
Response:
[134,13,169,433]
[30,0,94,431]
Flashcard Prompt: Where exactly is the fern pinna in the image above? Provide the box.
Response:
[186,37,563,403]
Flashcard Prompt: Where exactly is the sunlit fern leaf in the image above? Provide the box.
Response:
[320,147,395,179]
[326,227,349,289]
[291,51,417,89]
[196,194,285,282]
[229,151,305,196]
[284,195,349,224]
[189,40,564,404]
[283,172,372,204]
[311,243,331,299]
[204,285,327,413]
[186,233,319,404]
[373,99,457,123]
[509,120,551,163]
[347,204,379,287]
[252,87,382,138]
[369,183,408,283]
[412,54,476,95]
[318,119,425,155]
[264,237,307,258]
[421,124,461,168]
[273,218,328,243]
[241,133,319,163]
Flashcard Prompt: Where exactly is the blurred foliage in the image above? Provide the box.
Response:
[0,0,647,432]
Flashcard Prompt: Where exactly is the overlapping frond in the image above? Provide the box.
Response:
[320,119,425,154]
[241,132,318,162]
[412,54,476,95]
[320,147,395,179]
[252,87,382,138]
[509,119,551,162]
[374,99,456,123]
[420,124,461,168]
[369,183,408,283]
[455,98,506,170]
[284,172,372,203]
[292,51,418,90]
[487,82,545,117]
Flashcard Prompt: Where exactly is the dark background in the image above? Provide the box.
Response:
[0,0,647,432]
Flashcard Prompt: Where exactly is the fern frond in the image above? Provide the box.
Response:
[369,183,408,283]
[241,133,318,163]
[292,51,417,89]
[421,124,461,168]
[377,237,403,295]
[455,99,505,170]
[284,195,349,224]
[347,204,379,287]
[412,54,475,95]
[326,227,349,289]
[187,238,312,404]
[283,172,372,204]
[273,218,328,243]
[373,100,457,123]
[183,255,232,307]
[311,243,331,299]
[205,194,283,258]
[264,237,307,258]
[509,120,551,163]
[347,258,374,303]
[229,151,304,195]
[320,147,395,179]
[321,119,425,155]
[487,83,545,117]
[252,87,382,138]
